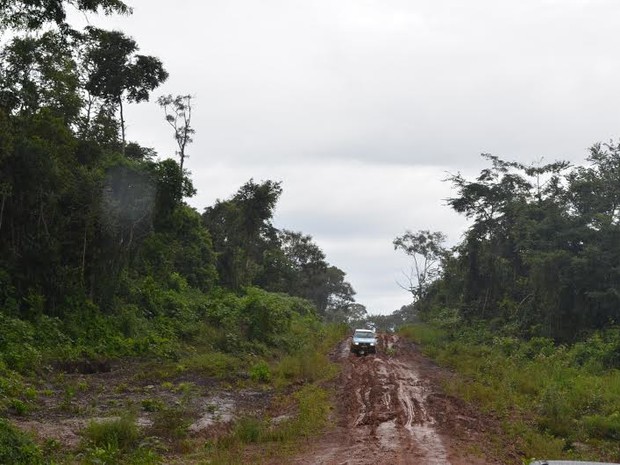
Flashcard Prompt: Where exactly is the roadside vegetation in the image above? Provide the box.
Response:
[0,2,358,463]
[400,321,620,463]
[1,312,347,464]
[391,141,620,462]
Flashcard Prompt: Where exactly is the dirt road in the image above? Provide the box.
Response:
[289,333,514,465]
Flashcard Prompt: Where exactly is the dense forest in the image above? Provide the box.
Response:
[396,149,620,343]
[0,0,363,371]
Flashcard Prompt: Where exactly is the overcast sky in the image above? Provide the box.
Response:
[85,0,620,314]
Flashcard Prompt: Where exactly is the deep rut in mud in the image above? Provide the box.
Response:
[289,334,510,465]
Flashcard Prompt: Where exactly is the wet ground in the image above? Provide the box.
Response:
[11,360,272,452]
[11,334,519,464]
[287,333,517,465]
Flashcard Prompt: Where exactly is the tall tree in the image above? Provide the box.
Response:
[203,179,282,289]
[83,27,168,151]
[0,32,81,121]
[158,94,194,171]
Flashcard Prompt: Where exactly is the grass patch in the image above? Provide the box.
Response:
[180,352,241,378]
[271,323,345,387]
[399,324,447,346]
[148,404,193,444]
[206,383,331,463]
[280,383,330,438]
[399,323,620,462]
[80,415,164,465]
[273,352,337,386]
[82,415,140,451]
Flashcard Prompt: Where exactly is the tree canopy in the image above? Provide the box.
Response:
[404,149,620,342]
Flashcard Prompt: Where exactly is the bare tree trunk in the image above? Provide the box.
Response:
[119,98,126,155]
[80,95,94,138]
[0,193,5,232]
[81,221,88,285]
[39,198,50,237]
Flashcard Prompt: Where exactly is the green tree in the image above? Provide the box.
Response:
[0,0,130,31]
[83,27,168,151]
[259,230,328,296]
[414,150,620,341]
[257,230,358,318]
[0,32,81,121]
[203,179,282,289]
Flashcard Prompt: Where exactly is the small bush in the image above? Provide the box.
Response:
[249,360,271,383]
[8,398,30,415]
[0,419,44,465]
[149,405,192,441]
[233,417,265,443]
[82,416,139,451]
[141,398,164,412]
[0,314,42,372]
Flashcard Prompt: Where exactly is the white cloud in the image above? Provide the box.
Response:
[76,0,620,313]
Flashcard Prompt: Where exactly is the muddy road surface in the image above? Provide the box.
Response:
[289,333,513,465]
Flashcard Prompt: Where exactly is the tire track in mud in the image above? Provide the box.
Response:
[348,338,448,464]
[289,334,503,465]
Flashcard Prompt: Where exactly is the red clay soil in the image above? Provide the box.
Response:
[286,333,521,465]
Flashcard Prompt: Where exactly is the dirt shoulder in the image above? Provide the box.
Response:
[10,359,275,457]
[286,333,521,465]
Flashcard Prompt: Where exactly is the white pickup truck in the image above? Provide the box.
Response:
[350,329,377,355]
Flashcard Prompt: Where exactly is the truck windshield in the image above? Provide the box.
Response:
[354,331,374,338]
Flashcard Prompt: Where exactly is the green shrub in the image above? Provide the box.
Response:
[249,360,271,383]
[141,398,164,412]
[82,416,139,451]
[569,330,620,371]
[232,417,265,443]
[0,313,42,372]
[0,419,44,465]
[241,288,294,345]
[9,398,30,415]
